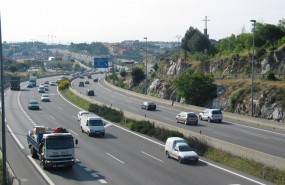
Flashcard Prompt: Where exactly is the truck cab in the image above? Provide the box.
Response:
[27,125,77,169]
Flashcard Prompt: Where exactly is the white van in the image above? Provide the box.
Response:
[80,114,105,137]
[165,137,199,164]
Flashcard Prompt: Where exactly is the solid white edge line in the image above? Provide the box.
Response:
[227,121,285,137]
[6,124,25,149]
[111,123,267,185]
[59,82,267,185]
[27,155,55,185]
[106,153,125,164]
[98,179,108,184]
[141,151,163,162]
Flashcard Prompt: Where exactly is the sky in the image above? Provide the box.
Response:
[0,0,284,44]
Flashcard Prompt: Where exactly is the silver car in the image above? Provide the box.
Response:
[176,112,198,125]
[199,109,223,123]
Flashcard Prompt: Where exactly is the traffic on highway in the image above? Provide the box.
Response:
[3,74,277,185]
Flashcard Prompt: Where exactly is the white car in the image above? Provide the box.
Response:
[199,109,223,123]
[50,81,57,86]
[44,84,49,91]
[77,110,89,121]
[165,137,199,164]
[41,94,50,102]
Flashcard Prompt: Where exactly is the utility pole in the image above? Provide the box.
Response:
[144,37,148,95]
[0,15,7,185]
[250,20,256,117]
[202,16,210,38]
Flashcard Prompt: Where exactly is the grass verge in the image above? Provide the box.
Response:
[61,88,285,185]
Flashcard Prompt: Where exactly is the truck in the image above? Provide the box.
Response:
[29,76,37,86]
[10,77,20,90]
[27,125,78,169]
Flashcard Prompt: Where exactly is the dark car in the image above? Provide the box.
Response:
[86,90,95,96]
[93,78,98,82]
[85,80,90,84]
[28,99,40,110]
[79,81,84,87]
[141,101,156,111]
[87,75,92,79]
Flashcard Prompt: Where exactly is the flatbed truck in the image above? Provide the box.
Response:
[27,125,78,169]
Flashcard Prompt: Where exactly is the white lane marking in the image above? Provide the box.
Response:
[69,129,79,136]
[227,121,285,137]
[59,83,266,185]
[27,155,55,185]
[213,131,233,138]
[106,153,125,164]
[58,107,63,110]
[50,115,55,120]
[141,151,163,163]
[98,179,108,184]
[111,124,267,185]
[241,131,269,139]
[6,124,25,149]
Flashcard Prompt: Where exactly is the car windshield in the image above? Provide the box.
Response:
[147,102,155,105]
[46,137,74,149]
[178,145,192,152]
[89,119,103,126]
[212,110,222,114]
[187,113,196,117]
[42,94,48,97]
[30,101,38,104]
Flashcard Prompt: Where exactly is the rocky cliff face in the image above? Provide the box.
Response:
[146,45,285,123]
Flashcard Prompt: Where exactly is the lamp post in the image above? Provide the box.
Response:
[144,37,147,95]
[250,20,256,117]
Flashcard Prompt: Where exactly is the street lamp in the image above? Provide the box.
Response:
[250,19,256,117]
[144,37,147,95]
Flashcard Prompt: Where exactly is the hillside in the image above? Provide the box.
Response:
[123,45,285,123]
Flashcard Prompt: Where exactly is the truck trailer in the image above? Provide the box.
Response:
[27,125,77,169]
[10,77,20,90]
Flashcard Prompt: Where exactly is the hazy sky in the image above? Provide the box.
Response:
[0,0,284,44]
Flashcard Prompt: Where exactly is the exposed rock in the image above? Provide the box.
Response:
[272,108,283,121]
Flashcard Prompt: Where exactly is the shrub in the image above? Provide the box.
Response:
[88,104,124,122]
[58,79,70,90]
[229,87,246,112]
[267,72,277,81]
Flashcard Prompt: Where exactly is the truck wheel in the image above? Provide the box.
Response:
[31,147,38,159]
[166,151,170,158]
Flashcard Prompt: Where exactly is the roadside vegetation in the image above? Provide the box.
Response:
[58,79,285,185]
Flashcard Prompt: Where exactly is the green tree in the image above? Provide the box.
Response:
[131,67,145,84]
[174,70,216,106]
[73,63,81,71]
[254,23,285,47]
[181,27,210,52]
[278,18,285,32]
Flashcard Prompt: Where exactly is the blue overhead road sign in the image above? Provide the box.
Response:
[94,57,109,68]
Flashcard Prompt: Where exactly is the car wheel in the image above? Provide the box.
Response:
[178,156,183,163]
[219,120,222,123]
[199,115,202,121]
[101,133,105,137]
[81,127,84,133]
[208,117,211,123]
[176,119,179,123]
[166,151,170,158]
[184,120,188,125]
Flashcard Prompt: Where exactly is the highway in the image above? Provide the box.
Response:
[2,75,273,185]
[72,74,285,160]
